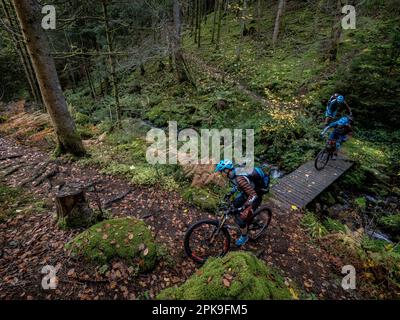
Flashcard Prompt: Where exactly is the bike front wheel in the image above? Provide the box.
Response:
[184,219,231,264]
[248,206,272,241]
[314,149,330,171]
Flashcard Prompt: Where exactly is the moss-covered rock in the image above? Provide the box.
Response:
[182,187,220,212]
[156,252,294,300]
[65,217,157,272]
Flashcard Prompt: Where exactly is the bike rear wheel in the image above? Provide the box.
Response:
[248,206,272,241]
[184,219,231,264]
[314,149,330,171]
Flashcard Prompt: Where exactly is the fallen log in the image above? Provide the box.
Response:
[19,160,51,187]
[1,164,24,177]
[0,154,23,161]
[0,160,22,171]
[103,189,132,208]
[33,168,59,187]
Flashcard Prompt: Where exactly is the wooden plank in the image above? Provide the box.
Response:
[267,158,353,212]
[271,189,304,206]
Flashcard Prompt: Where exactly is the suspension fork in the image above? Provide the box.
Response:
[209,215,227,244]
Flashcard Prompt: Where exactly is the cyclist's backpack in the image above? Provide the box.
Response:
[328,93,340,104]
[236,165,271,194]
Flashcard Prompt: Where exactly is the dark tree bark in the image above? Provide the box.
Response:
[272,0,286,47]
[55,183,99,229]
[12,0,86,157]
[327,0,343,62]
[196,0,201,48]
[236,0,248,61]
[211,0,219,43]
[102,0,121,127]
[216,0,223,50]
[172,0,193,84]
[1,0,41,104]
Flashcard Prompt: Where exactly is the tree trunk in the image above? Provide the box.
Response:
[1,0,41,104]
[55,183,98,229]
[216,0,223,50]
[84,62,96,100]
[10,0,42,107]
[194,0,198,44]
[211,0,219,43]
[172,0,192,84]
[102,0,121,127]
[12,0,85,157]
[327,0,343,62]
[272,0,286,47]
[197,0,202,48]
[256,0,262,37]
[236,0,248,61]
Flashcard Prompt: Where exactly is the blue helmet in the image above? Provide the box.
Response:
[337,116,350,126]
[337,95,345,103]
[215,159,234,172]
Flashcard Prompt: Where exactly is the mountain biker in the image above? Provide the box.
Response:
[320,116,353,157]
[215,160,270,247]
[325,94,352,125]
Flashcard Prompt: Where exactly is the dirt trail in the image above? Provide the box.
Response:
[0,132,361,300]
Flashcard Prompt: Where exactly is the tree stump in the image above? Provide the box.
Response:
[55,183,99,229]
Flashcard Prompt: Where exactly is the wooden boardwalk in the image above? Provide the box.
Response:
[269,155,353,212]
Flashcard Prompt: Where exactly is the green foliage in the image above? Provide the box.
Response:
[65,217,157,272]
[335,22,400,128]
[323,217,346,234]
[361,237,400,289]
[0,29,27,100]
[378,214,400,235]
[355,197,367,210]
[156,252,295,300]
[301,212,328,239]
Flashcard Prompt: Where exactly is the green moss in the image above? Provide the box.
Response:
[65,217,157,272]
[182,187,220,212]
[0,184,45,222]
[157,252,294,300]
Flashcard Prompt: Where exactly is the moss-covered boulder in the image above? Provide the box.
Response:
[65,217,157,272]
[156,252,293,300]
[182,187,219,212]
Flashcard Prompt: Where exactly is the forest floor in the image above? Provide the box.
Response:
[0,103,364,300]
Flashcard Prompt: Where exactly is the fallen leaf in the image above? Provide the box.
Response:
[67,269,75,277]
[223,278,231,288]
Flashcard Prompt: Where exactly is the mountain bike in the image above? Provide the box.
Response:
[314,138,337,171]
[184,200,272,264]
